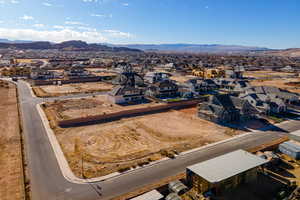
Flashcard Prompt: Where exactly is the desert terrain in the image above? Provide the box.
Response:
[33,82,113,97]
[244,70,295,79]
[244,70,300,93]
[266,48,300,57]
[44,100,242,178]
[45,95,163,120]
[86,68,117,77]
[170,74,197,83]
[250,78,300,93]
[0,81,25,200]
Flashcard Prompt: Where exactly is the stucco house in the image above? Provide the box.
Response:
[146,79,179,98]
[144,72,169,84]
[64,66,92,79]
[107,85,144,104]
[30,68,58,80]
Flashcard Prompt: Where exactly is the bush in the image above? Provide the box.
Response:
[137,161,150,167]
[160,150,175,159]
[118,166,131,173]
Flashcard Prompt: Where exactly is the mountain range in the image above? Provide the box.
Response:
[114,44,270,53]
[0,39,286,54]
[0,40,142,52]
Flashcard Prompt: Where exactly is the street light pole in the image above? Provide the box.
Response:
[81,153,85,179]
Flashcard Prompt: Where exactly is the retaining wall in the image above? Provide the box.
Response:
[58,99,205,127]
[31,76,115,86]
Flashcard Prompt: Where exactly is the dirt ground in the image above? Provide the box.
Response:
[250,77,300,93]
[170,75,197,83]
[45,95,161,120]
[33,82,113,97]
[86,68,117,77]
[0,81,24,200]
[47,107,243,178]
[244,70,295,79]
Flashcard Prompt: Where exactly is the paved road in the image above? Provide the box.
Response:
[14,79,300,200]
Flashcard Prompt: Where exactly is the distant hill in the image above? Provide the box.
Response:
[114,44,270,53]
[0,40,142,52]
[0,38,34,43]
[264,48,300,57]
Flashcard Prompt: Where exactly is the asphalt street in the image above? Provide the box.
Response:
[14,79,300,200]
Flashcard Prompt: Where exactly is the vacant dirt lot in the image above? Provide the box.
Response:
[0,81,24,200]
[86,68,117,77]
[244,70,295,79]
[45,95,160,120]
[250,77,300,93]
[33,82,113,97]
[170,75,197,83]
[47,106,242,178]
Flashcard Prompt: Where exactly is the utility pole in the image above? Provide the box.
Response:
[81,153,85,179]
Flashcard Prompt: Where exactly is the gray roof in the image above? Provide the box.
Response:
[234,66,245,72]
[166,193,182,200]
[109,85,143,96]
[279,141,300,153]
[187,149,268,183]
[168,180,187,194]
[131,190,163,200]
[212,94,246,111]
[290,130,300,138]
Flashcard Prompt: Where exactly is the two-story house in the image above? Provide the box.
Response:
[198,94,258,123]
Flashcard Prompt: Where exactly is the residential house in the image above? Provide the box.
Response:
[146,79,179,98]
[30,68,58,80]
[225,66,245,79]
[198,94,258,123]
[214,78,251,93]
[280,65,293,72]
[144,72,169,84]
[185,78,218,94]
[239,93,287,114]
[64,66,92,79]
[245,86,299,104]
[107,85,144,104]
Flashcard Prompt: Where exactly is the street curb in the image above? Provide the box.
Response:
[37,104,94,184]
[37,103,174,184]
[37,102,271,184]
[24,81,36,98]
[35,94,295,184]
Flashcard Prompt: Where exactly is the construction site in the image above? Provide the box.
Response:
[43,95,165,120]
[42,97,242,178]
[32,82,113,97]
[40,64,286,179]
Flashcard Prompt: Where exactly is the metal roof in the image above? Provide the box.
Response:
[279,141,300,153]
[290,130,300,137]
[131,190,163,200]
[187,149,268,183]
[168,180,187,194]
[166,193,182,200]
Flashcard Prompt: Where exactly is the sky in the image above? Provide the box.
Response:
[0,0,299,49]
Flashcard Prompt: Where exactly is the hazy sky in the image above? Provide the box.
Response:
[0,0,299,49]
